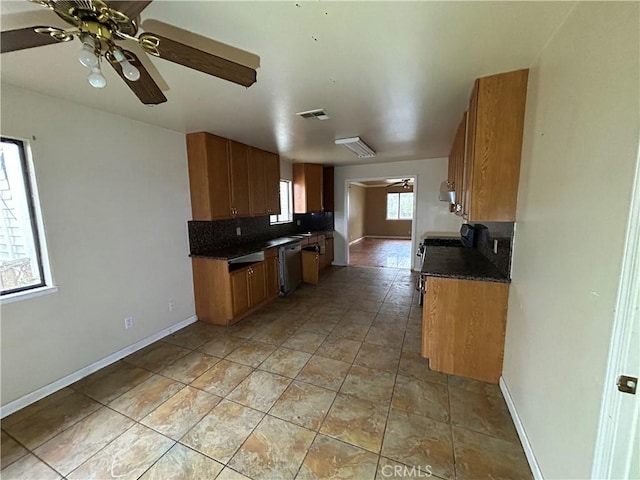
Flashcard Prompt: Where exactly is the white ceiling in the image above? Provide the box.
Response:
[0,1,574,165]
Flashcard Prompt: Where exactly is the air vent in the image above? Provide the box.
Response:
[296,109,330,120]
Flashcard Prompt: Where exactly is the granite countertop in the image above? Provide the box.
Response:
[190,236,302,260]
[190,230,333,260]
[421,246,510,283]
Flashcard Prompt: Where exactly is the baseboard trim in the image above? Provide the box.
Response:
[349,237,365,245]
[500,376,543,479]
[365,235,411,240]
[0,315,198,419]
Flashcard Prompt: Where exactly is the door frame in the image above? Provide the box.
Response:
[344,175,418,270]
[592,147,640,478]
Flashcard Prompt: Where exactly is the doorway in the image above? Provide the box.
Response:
[346,177,415,269]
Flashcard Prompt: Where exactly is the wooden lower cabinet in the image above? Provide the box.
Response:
[266,255,280,297]
[421,276,509,383]
[192,255,279,325]
[302,250,320,285]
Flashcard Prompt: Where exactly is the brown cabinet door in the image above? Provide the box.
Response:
[453,112,467,216]
[326,238,334,264]
[230,268,251,317]
[322,166,334,212]
[301,250,319,285]
[248,148,268,216]
[265,152,281,215]
[229,141,251,216]
[249,262,267,306]
[186,133,233,220]
[423,277,509,384]
[293,164,323,213]
[265,256,280,298]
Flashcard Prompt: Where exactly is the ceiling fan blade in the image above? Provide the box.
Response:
[108,50,167,105]
[139,32,257,87]
[1,26,65,54]
[105,1,153,19]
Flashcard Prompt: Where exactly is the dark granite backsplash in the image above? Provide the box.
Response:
[189,212,334,255]
[470,222,514,278]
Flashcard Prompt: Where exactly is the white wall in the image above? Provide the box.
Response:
[347,183,366,242]
[503,2,640,478]
[334,158,462,270]
[0,85,195,406]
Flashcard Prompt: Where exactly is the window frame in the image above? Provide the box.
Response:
[0,136,47,296]
[386,191,414,221]
[270,179,293,225]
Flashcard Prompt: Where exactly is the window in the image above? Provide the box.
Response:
[270,180,293,224]
[0,138,47,295]
[386,192,414,220]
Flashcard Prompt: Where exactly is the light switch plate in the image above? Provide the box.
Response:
[493,239,499,254]
[236,227,241,236]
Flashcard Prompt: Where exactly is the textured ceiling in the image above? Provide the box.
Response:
[0,1,574,165]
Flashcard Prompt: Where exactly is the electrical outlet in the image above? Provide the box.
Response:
[296,220,301,226]
[493,239,499,254]
[169,300,176,312]
[236,227,241,236]
[124,316,134,329]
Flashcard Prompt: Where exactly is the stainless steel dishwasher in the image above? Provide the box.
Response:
[278,241,302,295]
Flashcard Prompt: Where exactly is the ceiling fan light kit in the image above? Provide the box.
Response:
[335,136,376,158]
[1,0,258,104]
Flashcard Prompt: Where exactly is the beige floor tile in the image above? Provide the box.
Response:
[0,454,61,480]
[0,431,27,469]
[34,407,133,475]
[297,434,378,480]
[227,370,291,412]
[181,399,264,464]
[76,362,154,404]
[449,386,518,442]
[4,391,101,450]
[225,340,277,367]
[108,375,183,421]
[125,342,190,372]
[283,331,328,353]
[67,424,174,480]
[159,352,220,383]
[402,335,422,354]
[453,427,532,480]
[190,359,253,397]
[1,389,74,430]
[354,343,401,373]
[163,322,217,350]
[381,410,454,480]
[391,375,450,423]
[227,319,261,339]
[398,351,447,385]
[296,355,351,391]
[251,324,297,345]
[229,415,315,480]
[259,347,312,378]
[269,381,336,430]
[141,386,221,440]
[364,327,405,348]
[315,337,362,363]
[216,467,253,480]
[341,310,377,325]
[447,375,502,396]
[198,335,246,358]
[330,322,371,341]
[372,314,408,330]
[140,443,224,480]
[320,393,388,453]
[340,365,395,405]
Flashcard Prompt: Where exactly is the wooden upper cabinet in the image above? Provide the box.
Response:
[293,163,323,213]
[447,112,466,216]
[465,69,529,222]
[186,133,232,220]
[228,141,251,217]
[322,166,334,212]
[248,148,268,216]
[264,151,281,215]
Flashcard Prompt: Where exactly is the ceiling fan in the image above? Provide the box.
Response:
[0,0,258,105]
[386,179,412,190]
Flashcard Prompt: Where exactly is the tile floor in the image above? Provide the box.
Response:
[349,238,413,269]
[1,266,532,480]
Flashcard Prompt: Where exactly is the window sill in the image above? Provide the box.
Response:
[1,285,59,305]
